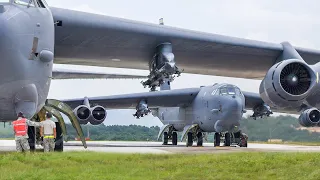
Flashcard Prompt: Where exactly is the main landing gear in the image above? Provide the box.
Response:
[214,132,231,147]
[186,132,204,147]
[162,126,178,145]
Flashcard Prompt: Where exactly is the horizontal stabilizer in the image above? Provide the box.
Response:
[52,65,147,80]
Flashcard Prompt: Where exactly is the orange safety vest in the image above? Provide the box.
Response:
[13,118,27,136]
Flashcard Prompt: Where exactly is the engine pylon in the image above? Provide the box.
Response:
[141,42,183,91]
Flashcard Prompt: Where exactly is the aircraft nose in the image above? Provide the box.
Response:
[226,97,242,113]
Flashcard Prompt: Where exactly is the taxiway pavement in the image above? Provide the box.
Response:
[1,140,320,154]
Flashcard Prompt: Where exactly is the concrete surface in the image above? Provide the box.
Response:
[1,140,320,154]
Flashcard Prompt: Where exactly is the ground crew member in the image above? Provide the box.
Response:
[40,112,56,152]
[12,112,41,152]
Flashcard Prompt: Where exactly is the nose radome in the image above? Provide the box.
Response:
[228,99,242,112]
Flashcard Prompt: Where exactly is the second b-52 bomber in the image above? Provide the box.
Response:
[63,83,265,147]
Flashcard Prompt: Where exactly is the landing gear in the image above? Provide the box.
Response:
[45,99,87,149]
[54,122,63,152]
[172,132,178,145]
[224,133,231,146]
[161,126,178,146]
[163,131,178,145]
[214,132,220,147]
[163,132,168,145]
[28,126,36,152]
[197,132,203,146]
[186,132,193,147]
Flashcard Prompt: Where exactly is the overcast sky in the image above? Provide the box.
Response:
[45,0,317,126]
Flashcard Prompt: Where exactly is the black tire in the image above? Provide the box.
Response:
[214,132,220,147]
[225,133,231,146]
[172,132,178,145]
[28,126,36,152]
[54,122,64,152]
[186,132,193,147]
[197,132,203,146]
[163,132,168,145]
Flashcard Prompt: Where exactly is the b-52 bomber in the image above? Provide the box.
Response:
[63,83,268,147]
[1,0,320,150]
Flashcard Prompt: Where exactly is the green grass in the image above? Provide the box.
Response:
[0,152,320,180]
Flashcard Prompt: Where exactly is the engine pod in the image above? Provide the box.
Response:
[89,106,107,125]
[259,59,316,109]
[73,105,90,124]
[299,108,320,127]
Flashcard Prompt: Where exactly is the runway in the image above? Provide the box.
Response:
[1,140,320,154]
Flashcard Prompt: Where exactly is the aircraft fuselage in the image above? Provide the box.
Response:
[157,84,245,133]
[0,1,53,120]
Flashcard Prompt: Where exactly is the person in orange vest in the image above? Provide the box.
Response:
[12,112,41,152]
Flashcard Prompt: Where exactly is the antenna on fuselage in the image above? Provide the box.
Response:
[159,18,164,25]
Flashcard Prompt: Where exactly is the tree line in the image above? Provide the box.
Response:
[1,115,320,142]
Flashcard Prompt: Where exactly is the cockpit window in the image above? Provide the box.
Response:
[219,86,239,96]
[14,0,35,7]
[219,87,228,95]
[227,87,236,95]
[235,88,242,96]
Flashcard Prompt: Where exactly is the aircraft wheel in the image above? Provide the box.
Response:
[27,126,36,152]
[214,132,220,147]
[172,132,178,145]
[163,132,168,145]
[225,133,231,146]
[186,132,193,147]
[54,122,64,152]
[196,132,203,146]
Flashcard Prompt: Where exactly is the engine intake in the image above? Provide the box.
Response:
[89,106,107,125]
[299,108,320,127]
[73,105,107,125]
[73,105,90,124]
[280,62,311,95]
[260,59,316,108]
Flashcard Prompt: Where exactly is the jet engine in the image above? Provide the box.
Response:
[73,103,107,125]
[259,59,316,109]
[89,105,107,125]
[298,108,320,127]
[73,105,91,124]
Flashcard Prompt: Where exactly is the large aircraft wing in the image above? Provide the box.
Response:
[242,91,264,109]
[242,91,297,114]
[62,88,200,109]
[52,66,147,80]
[51,7,320,79]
